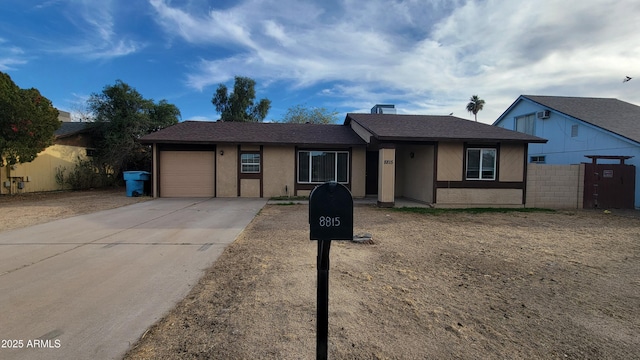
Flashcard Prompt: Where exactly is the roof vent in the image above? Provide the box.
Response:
[371,104,396,114]
[537,110,550,119]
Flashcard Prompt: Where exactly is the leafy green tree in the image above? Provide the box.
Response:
[211,76,271,122]
[0,71,60,166]
[281,104,339,124]
[88,80,180,177]
[466,95,485,122]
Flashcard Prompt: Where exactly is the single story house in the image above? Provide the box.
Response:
[140,111,546,208]
[493,95,640,208]
[139,121,366,198]
[1,112,95,195]
[345,113,547,207]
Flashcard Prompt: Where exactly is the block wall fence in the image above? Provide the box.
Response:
[525,163,585,209]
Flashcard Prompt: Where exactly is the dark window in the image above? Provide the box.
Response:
[298,151,349,183]
[530,155,546,163]
[337,152,348,182]
[515,114,535,135]
[466,148,496,180]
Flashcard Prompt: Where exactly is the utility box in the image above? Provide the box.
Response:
[123,171,150,197]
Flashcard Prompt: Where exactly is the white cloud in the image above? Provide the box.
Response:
[55,0,142,59]
[0,40,28,71]
[149,0,256,49]
[262,20,295,47]
[34,0,64,10]
[188,115,218,122]
[151,0,640,122]
[60,38,140,60]
[0,57,28,71]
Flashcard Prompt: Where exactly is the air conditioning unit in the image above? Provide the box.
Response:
[537,110,550,119]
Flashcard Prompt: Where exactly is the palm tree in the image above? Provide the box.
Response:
[466,95,485,122]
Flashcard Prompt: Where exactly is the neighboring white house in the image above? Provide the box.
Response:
[494,95,640,208]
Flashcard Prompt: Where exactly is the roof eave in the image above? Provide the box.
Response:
[54,127,95,139]
[492,95,527,125]
[375,135,547,143]
[139,139,366,146]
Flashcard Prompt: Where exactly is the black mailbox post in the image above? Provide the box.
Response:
[309,182,353,360]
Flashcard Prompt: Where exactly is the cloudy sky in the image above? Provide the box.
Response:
[1,0,639,124]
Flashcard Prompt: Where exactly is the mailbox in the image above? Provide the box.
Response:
[309,182,353,241]
[309,182,354,359]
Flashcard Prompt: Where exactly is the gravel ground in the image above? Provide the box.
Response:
[124,204,640,360]
[2,192,638,359]
[0,189,150,232]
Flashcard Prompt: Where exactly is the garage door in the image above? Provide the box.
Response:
[159,151,215,197]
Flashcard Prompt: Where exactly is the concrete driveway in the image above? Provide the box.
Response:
[0,197,266,360]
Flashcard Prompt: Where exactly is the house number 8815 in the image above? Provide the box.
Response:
[318,216,341,227]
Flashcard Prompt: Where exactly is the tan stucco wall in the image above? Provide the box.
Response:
[437,142,463,181]
[396,145,434,203]
[157,145,366,199]
[263,146,295,197]
[216,144,237,197]
[1,144,87,195]
[499,143,524,182]
[350,147,366,198]
[436,188,523,208]
[297,190,312,197]
[525,163,584,209]
[240,178,260,197]
[378,147,396,204]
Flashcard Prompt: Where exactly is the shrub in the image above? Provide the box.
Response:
[57,158,111,190]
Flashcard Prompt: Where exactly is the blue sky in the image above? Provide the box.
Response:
[1,0,639,124]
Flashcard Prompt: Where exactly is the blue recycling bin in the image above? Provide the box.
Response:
[123,171,150,197]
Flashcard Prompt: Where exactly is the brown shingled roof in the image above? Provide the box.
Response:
[54,122,93,138]
[346,113,547,143]
[139,121,366,146]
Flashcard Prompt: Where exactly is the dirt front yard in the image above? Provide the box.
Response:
[123,204,640,360]
[2,192,638,359]
[0,189,150,232]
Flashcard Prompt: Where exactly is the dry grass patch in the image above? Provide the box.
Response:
[125,204,640,359]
